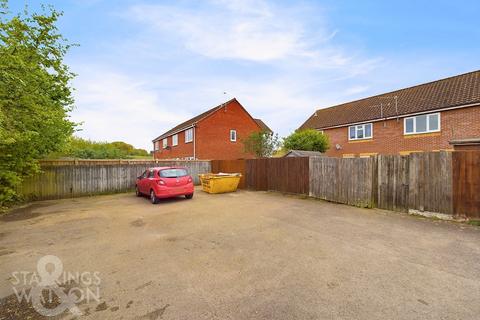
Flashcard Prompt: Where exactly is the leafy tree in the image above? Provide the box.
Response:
[283,129,329,153]
[49,137,150,159]
[243,131,281,158]
[0,1,76,207]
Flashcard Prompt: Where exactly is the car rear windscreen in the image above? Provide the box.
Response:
[160,169,188,178]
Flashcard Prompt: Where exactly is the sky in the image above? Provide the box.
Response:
[9,0,480,150]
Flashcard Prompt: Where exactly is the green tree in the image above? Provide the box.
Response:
[283,129,329,153]
[243,131,281,158]
[55,137,150,159]
[0,1,76,207]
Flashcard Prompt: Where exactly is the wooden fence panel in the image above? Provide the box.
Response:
[377,155,409,212]
[19,160,211,200]
[309,157,375,207]
[245,158,309,194]
[453,151,480,218]
[408,151,453,215]
[211,160,246,188]
[245,158,268,191]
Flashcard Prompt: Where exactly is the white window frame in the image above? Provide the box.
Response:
[154,141,159,151]
[172,134,178,146]
[162,138,168,149]
[230,129,237,142]
[404,113,441,135]
[185,128,193,143]
[348,123,373,141]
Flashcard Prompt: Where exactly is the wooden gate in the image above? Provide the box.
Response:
[452,151,480,218]
[211,160,246,188]
[245,157,309,194]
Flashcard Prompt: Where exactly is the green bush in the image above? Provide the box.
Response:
[50,137,150,159]
[283,129,329,153]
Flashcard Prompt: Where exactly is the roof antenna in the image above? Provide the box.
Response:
[222,91,228,111]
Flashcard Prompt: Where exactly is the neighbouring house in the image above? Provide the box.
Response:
[283,150,324,158]
[299,70,480,157]
[152,98,270,160]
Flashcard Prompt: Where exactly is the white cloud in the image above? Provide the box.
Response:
[70,66,191,150]
[345,85,370,95]
[69,0,387,150]
[125,0,356,66]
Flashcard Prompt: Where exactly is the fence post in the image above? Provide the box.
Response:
[371,155,378,208]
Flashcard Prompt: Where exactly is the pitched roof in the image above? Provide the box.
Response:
[153,98,237,142]
[254,118,273,133]
[300,70,480,130]
[152,98,269,142]
[284,150,324,157]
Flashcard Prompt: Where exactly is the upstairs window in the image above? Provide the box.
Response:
[163,138,168,149]
[172,134,178,146]
[185,128,193,143]
[230,129,237,142]
[154,141,159,151]
[404,113,440,135]
[348,123,372,140]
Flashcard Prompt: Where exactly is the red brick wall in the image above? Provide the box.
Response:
[153,100,261,160]
[153,129,194,159]
[323,106,480,157]
[196,100,260,160]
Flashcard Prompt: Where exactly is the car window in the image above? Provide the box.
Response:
[160,169,188,178]
[140,170,147,179]
[148,170,155,178]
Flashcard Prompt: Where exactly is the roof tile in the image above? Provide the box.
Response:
[300,70,480,130]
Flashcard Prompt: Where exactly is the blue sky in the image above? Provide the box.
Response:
[10,0,480,150]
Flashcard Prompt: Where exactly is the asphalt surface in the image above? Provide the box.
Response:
[1,188,479,319]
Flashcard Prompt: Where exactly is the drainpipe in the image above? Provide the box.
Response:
[193,124,196,160]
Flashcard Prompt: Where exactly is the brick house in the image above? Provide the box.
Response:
[299,70,480,157]
[152,98,271,160]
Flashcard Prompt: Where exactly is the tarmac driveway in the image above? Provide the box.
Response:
[1,188,479,319]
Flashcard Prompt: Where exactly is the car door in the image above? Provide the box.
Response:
[138,170,148,193]
[146,169,156,192]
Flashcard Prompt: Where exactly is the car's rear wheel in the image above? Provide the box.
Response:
[150,190,159,204]
[135,185,142,197]
[185,193,194,199]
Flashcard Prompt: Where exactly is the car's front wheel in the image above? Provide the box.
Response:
[150,190,159,204]
[185,193,194,199]
[135,185,142,197]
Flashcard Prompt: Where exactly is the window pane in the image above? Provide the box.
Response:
[357,127,364,139]
[416,115,427,132]
[185,129,193,142]
[160,169,188,178]
[364,124,372,138]
[349,127,355,139]
[405,118,414,133]
[429,114,439,131]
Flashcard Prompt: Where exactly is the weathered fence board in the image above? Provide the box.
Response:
[408,152,453,215]
[452,151,480,218]
[211,160,246,188]
[377,155,409,212]
[309,157,375,207]
[19,160,211,200]
[246,158,309,194]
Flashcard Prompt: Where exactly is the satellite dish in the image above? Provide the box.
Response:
[335,144,341,150]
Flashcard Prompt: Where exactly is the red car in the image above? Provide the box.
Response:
[135,167,194,204]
